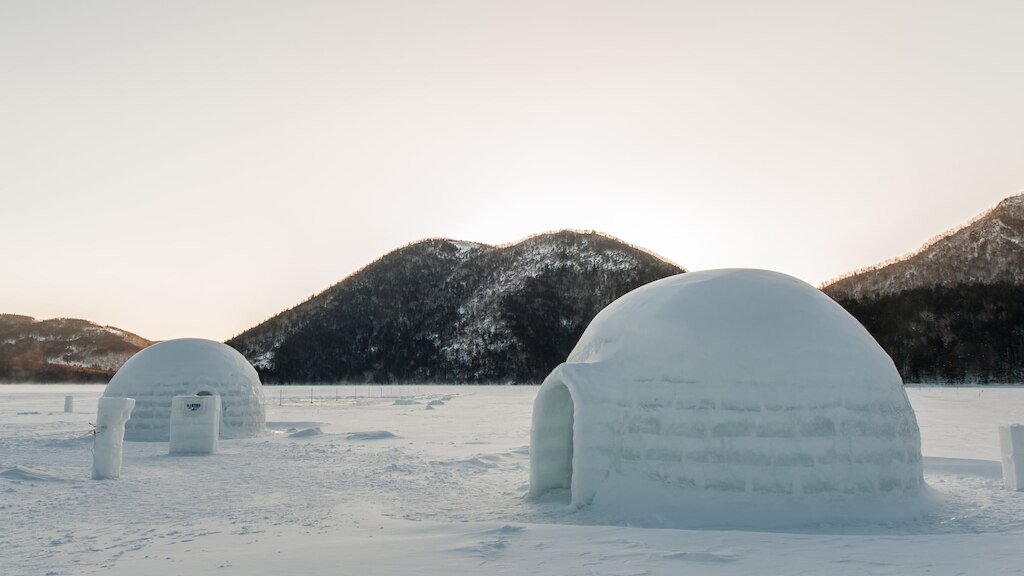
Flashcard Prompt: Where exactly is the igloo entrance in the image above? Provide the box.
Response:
[530,381,575,499]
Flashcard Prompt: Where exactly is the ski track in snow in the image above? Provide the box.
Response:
[2,385,1024,575]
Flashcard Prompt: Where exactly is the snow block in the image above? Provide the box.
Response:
[92,397,135,480]
[64,395,74,413]
[999,424,1024,491]
[170,395,221,455]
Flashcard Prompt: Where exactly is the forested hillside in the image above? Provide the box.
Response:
[826,194,1024,383]
[228,231,684,383]
[836,283,1024,383]
[0,315,151,382]
[827,194,1024,300]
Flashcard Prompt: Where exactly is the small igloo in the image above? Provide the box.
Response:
[103,338,266,441]
[530,269,923,511]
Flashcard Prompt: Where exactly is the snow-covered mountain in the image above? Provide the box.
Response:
[227,231,685,383]
[0,315,152,382]
[823,193,1024,383]
[825,193,1024,300]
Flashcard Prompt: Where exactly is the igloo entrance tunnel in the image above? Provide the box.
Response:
[530,269,924,509]
[103,338,266,441]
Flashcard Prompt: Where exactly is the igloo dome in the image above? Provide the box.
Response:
[530,269,923,512]
[103,338,266,441]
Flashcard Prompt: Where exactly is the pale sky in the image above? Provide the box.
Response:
[2,1,1023,342]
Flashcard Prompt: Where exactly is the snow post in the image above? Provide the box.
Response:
[64,395,74,413]
[92,397,136,480]
[999,425,1024,491]
[170,395,221,455]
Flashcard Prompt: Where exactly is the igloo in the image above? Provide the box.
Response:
[103,338,266,441]
[530,269,924,511]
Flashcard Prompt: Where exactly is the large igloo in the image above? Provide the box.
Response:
[530,269,924,513]
[103,338,266,441]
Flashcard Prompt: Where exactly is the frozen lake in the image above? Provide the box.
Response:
[2,384,1023,575]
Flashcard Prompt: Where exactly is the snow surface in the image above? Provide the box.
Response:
[1,384,1023,575]
[534,270,922,511]
[103,339,265,441]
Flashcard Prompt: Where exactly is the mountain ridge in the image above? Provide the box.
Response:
[823,193,1024,383]
[7,195,1024,386]
[824,193,1024,299]
[0,314,152,382]
[227,230,685,383]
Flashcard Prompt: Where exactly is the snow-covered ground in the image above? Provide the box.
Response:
[2,384,1023,575]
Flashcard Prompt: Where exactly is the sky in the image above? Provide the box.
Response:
[2,0,1024,342]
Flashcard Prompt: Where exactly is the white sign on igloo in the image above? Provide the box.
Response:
[530,269,924,514]
[103,338,265,441]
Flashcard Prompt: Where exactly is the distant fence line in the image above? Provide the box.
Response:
[265,384,412,405]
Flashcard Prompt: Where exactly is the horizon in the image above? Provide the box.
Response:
[3,203,1017,343]
[3,1,1023,341]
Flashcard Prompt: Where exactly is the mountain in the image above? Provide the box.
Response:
[823,194,1024,383]
[0,315,152,383]
[227,231,685,383]
[826,194,1024,300]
